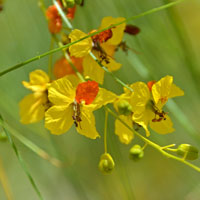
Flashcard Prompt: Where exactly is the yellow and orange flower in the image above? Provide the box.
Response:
[130,75,184,136]
[68,16,126,84]
[45,77,116,139]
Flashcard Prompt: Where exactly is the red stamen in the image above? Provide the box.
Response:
[147,80,156,91]
[75,81,99,105]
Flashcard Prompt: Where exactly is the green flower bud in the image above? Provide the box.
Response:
[75,0,83,5]
[66,0,75,8]
[98,153,115,174]
[0,130,7,142]
[117,100,132,116]
[177,144,198,160]
[129,145,144,161]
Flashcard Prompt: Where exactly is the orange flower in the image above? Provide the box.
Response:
[46,5,62,34]
[53,56,83,79]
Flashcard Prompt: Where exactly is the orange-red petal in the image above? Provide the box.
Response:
[53,56,83,79]
[75,81,99,105]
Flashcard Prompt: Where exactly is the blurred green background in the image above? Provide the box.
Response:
[1,0,200,199]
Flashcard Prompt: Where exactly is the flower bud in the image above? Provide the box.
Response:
[66,0,75,8]
[117,100,132,116]
[0,130,7,141]
[124,25,140,36]
[177,144,198,160]
[75,0,83,5]
[98,153,115,174]
[129,145,144,161]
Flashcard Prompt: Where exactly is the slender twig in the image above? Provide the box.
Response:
[104,109,108,153]
[0,116,44,200]
[0,0,185,77]
[105,106,200,173]
[4,123,63,168]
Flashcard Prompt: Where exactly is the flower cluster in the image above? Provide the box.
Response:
[19,4,189,174]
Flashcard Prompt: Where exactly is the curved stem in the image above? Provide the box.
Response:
[105,106,200,173]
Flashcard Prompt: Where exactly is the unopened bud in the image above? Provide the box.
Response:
[75,0,83,5]
[124,25,140,36]
[98,153,115,174]
[0,130,7,141]
[117,100,132,116]
[66,0,75,8]
[129,145,144,161]
[177,144,198,160]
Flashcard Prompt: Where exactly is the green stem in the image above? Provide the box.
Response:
[0,116,44,200]
[105,106,200,173]
[48,37,54,79]
[104,109,108,153]
[4,123,63,168]
[0,0,185,77]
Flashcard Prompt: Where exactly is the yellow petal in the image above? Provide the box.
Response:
[99,17,126,45]
[100,43,116,57]
[102,55,121,72]
[76,109,100,139]
[83,52,105,84]
[90,88,117,110]
[19,93,47,124]
[48,76,75,106]
[169,83,184,98]
[69,29,93,57]
[64,74,81,88]
[132,109,154,137]
[150,115,175,134]
[152,75,173,109]
[115,115,134,144]
[22,70,49,92]
[45,105,74,135]
[130,82,150,115]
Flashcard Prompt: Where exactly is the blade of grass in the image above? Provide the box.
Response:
[4,122,63,168]
[0,115,44,200]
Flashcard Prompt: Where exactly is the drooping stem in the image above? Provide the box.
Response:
[105,106,200,173]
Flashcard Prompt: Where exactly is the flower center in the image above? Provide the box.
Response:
[72,100,82,128]
[75,80,99,105]
[152,110,167,122]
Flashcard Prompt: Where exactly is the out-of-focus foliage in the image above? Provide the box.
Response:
[0,0,200,199]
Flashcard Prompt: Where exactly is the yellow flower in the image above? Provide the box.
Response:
[45,77,116,139]
[68,29,93,57]
[83,16,126,84]
[130,75,184,136]
[19,70,50,124]
[68,17,126,84]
